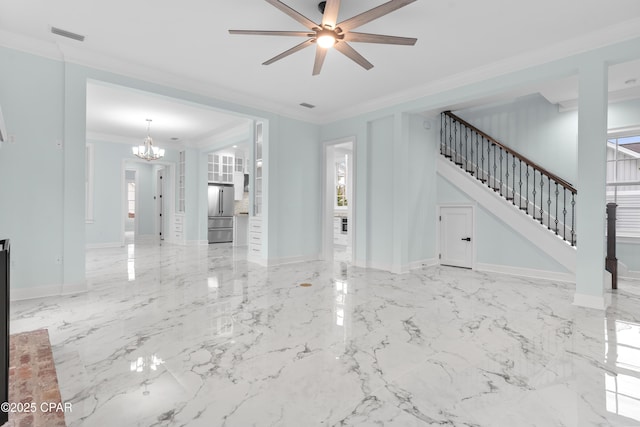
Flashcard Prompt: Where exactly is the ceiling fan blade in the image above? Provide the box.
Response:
[334,41,373,70]
[322,0,341,29]
[265,0,319,30]
[344,32,417,45]
[312,45,328,75]
[262,39,315,66]
[229,30,314,37]
[337,0,416,32]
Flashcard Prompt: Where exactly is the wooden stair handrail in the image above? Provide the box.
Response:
[444,111,577,194]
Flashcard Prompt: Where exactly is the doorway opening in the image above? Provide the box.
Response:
[323,138,355,264]
[124,169,137,244]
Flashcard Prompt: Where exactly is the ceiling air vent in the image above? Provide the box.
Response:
[300,103,316,109]
[51,27,85,42]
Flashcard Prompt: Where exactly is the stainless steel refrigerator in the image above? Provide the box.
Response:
[208,183,234,243]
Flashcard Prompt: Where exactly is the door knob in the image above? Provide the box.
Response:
[461,237,471,242]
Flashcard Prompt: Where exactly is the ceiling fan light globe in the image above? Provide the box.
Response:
[317,34,336,49]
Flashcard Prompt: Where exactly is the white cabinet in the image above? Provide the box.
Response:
[248,216,262,261]
[233,172,244,200]
[208,153,234,183]
[173,214,185,243]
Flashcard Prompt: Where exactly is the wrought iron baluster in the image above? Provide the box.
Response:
[532,169,536,219]
[518,160,523,209]
[465,127,469,172]
[512,156,516,205]
[571,192,576,246]
[475,133,480,178]
[440,114,443,155]
[563,188,567,242]
[487,140,492,189]
[539,174,545,225]
[555,182,560,236]
[457,121,463,166]
[499,148,503,195]
[547,177,551,229]
[504,152,509,197]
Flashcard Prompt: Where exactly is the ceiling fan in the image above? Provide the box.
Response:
[229,0,417,75]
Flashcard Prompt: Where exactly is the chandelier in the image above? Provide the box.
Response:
[132,119,165,161]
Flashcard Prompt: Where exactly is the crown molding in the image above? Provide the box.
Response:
[2,16,640,126]
[320,17,640,123]
[86,131,185,150]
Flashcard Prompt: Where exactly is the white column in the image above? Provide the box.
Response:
[574,60,609,309]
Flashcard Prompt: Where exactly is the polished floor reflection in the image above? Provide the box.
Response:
[10,241,640,426]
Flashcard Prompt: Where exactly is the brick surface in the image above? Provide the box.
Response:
[7,330,66,427]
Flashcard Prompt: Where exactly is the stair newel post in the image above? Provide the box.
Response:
[606,202,617,290]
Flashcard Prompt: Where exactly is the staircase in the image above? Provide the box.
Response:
[440,111,577,247]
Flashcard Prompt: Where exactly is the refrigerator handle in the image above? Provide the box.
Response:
[219,189,223,214]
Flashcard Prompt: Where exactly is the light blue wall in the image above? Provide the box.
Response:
[437,176,569,273]
[0,45,321,291]
[367,116,394,267]
[609,98,640,129]
[86,139,179,245]
[408,115,437,263]
[268,117,322,260]
[0,48,65,290]
[455,94,579,184]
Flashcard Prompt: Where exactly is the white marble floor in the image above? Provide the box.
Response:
[10,241,640,426]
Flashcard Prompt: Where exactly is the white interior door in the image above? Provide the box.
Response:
[440,206,473,268]
[157,169,164,240]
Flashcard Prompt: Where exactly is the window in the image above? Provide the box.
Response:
[127,182,136,218]
[606,134,640,238]
[335,155,348,208]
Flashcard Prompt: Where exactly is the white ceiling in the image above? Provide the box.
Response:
[2,0,640,135]
[86,82,251,147]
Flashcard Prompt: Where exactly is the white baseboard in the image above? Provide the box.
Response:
[409,258,438,270]
[475,262,575,283]
[11,282,88,301]
[258,253,321,267]
[573,292,611,310]
[620,271,640,281]
[86,242,121,249]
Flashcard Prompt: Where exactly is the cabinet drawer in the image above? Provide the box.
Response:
[174,215,184,224]
[173,223,183,233]
[249,232,262,243]
[249,243,261,254]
